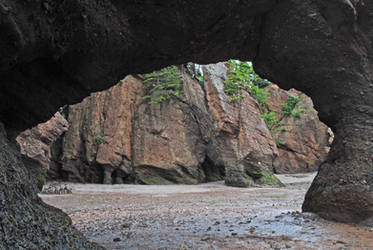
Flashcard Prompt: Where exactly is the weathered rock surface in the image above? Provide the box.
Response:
[0,0,372,246]
[16,112,68,187]
[203,63,281,187]
[0,123,103,249]
[265,85,332,174]
[254,0,373,224]
[55,64,281,187]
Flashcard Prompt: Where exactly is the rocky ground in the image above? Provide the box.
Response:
[41,173,373,249]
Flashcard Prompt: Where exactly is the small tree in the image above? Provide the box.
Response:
[142,66,183,104]
[224,60,270,104]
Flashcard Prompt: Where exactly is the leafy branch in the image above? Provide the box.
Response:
[224,60,270,105]
[142,66,183,104]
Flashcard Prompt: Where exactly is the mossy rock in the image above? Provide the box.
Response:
[257,171,285,187]
[224,170,252,187]
[175,176,198,184]
[139,176,173,185]
[244,164,263,179]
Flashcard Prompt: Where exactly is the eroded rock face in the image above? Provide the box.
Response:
[265,85,332,174]
[16,112,68,187]
[254,0,373,224]
[55,65,281,187]
[203,63,281,187]
[0,122,103,249]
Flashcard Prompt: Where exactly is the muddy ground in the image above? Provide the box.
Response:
[41,173,373,249]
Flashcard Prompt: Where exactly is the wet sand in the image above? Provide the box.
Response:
[41,173,373,249]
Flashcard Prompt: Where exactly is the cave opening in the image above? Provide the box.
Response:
[29,60,341,248]
[1,1,373,248]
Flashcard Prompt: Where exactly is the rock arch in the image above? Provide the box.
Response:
[0,0,372,247]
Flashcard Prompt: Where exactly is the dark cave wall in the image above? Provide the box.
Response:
[0,0,276,134]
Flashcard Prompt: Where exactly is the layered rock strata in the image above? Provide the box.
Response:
[29,64,332,185]
[265,85,332,174]
[52,64,281,187]
[16,112,68,187]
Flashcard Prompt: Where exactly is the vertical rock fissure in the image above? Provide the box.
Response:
[130,103,138,184]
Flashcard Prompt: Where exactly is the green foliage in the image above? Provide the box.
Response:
[282,96,301,116]
[143,66,183,104]
[282,95,307,118]
[261,111,278,132]
[37,172,46,191]
[274,138,281,147]
[291,108,305,118]
[117,79,124,86]
[88,200,102,205]
[96,135,104,144]
[250,85,267,106]
[60,111,67,119]
[276,126,288,132]
[258,171,285,187]
[224,60,270,103]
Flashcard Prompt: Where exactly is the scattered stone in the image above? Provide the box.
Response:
[41,182,72,195]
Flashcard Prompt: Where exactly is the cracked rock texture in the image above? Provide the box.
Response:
[16,112,68,187]
[265,85,332,174]
[51,64,281,187]
[0,122,103,249]
[36,65,330,185]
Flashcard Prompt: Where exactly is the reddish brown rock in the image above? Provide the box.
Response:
[203,63,281,187]
[16,112,68,187]
[61,76,144,183]
[265,85,332,174]
[55,65,281,186]
[58,72,216,184]
[26,65,329,186]
[132,73,216,184]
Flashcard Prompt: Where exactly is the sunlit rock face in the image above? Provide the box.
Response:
[54,64,280,187]
[0,0,372,247]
